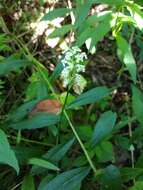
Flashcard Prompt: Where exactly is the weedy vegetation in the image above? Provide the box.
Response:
[0,0,143,189]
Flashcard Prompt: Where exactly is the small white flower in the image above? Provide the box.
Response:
[60,46,87,94]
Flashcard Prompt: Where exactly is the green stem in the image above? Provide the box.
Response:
[8,135,53,147]
[12,35,97,174]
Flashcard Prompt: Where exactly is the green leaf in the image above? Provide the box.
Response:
[116,35,137,83]
[132,85,143,126]
[67,86,110,109]
[100,165,122,190]
[8,100,40,122]
[39,167,90,190]
[127,2,143,30]
[136,153,143,168]
[91,0,124,5]
[92,111,117,146]
[14,146,44,165]
[31,138,75,175]
[76,27,93,47]
[28,158,59,171]
[21,174,35,190]
[9,113,60,130]
[49,25,73,38]
[95,141,115,162]
[43,138,75,163]
[120,168,143,182]
[0,129,19,174]
[129,181,143,190]
[76,11,112,47]
[75,1,93,28]
[50,62,64,82]
[41,8,72,21]
[0,57,29,76]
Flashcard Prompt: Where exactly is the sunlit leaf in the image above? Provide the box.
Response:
[116,35,137,83]
[41,8,72,21]
[49,25,73,38]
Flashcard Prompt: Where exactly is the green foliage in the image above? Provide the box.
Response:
[132,85,143,126]
[39,167,90,190]
[28,158,59,171]
[116,35,137,83]
[92,111,117,145]
[67,86,110,108]
[41,8,72,21]
[21,174,35,190]
[0,56,30,76]
[1,0,143,189]
[0,129,19,174]
[9,113,60,130]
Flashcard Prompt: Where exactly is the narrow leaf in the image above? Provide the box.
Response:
[8,100,40,122]
[40,167,90,190]
[92,111,117,146]
[49,25,73,38]
[31,138,75,175]
[28,158,59,171]
[132,85,143,126]
[0,57,29,76]
[67,86,110,109]
[0,129,19,174]
[116,35,137,83]
[43,138,75,162]
[75,1,93,28]
[41,8,72,21]
[9,113,60,130]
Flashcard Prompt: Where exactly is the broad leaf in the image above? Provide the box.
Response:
[28,158,59,171]
[67,86,110,109]
[9,113,60,130]
[0,129,19,173]
[132,85,143,126]
[39,167,90,190]
[95,141,115,162]
[21,174,35,190]
[116,35,137,83]
[100,165,122,190]
[92,111,117,146]
[41,8,72,21]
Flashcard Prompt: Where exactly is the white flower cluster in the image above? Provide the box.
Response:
[60,46,87,94]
